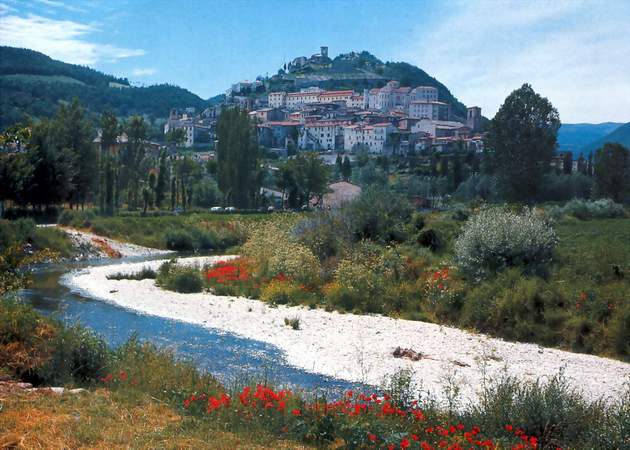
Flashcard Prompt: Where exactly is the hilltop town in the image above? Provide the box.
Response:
[164,46,484,158]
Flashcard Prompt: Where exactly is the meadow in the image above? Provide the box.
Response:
[57,209,270,252]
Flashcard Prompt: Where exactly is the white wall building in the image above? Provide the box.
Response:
[411,118,467,138]
[409,101,449,120]
[299,120,346,150]
[410,86,438,102]
[268,92,287,108]
[343,122,397,154]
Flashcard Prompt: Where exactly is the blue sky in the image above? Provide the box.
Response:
[1,0,629,123]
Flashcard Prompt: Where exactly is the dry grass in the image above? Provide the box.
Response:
[0,389,314,450]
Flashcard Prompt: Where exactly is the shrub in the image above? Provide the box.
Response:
[454,207,558,278]
[468,373,627,449]
[556,198,626,220]
[39,324,109,385]
[324,282,363,311]
[345,186,413,243]
[165,229,195,251]
[609,302,630,356]
[57,209,97,228]
[540,173,593,202]
[284,316,301,330]
[192,228,217,250]
[416,229,442,252]
[260,280,315,306]
[243,217,320,283]
[156,261,204,293]
[294,210,352,260]
[107,266,157,280]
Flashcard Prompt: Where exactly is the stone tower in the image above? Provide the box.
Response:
[467,106,481,132]
[320,46,328,58]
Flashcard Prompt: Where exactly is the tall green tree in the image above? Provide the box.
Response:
[341,156,352,181]
[155,151,168,208]
[175,156,198,210]
[121,115,148,209]
[485,83,560,202]
[593,143,630,202]
[26,119,75,209]
[99,111,119,215]
[216,108,259,208]
[54,99,96,209]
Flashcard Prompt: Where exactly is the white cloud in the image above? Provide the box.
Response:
[31,0,88,13]
[0,13,145,65]
[131,67,155,77]
[398,0,630,123]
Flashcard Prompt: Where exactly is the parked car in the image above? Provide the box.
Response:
[225,206,236,212]
[210,206,223,212]
[267,206,275,212]
[172,207,184,215]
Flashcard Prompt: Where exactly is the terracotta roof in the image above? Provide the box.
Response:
[259,121,300,127]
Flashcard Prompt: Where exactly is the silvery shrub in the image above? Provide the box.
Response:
[454,207,558,278]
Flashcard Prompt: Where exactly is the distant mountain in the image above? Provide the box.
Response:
[581,122,630,154]
[273,50,470,119]
[557,122,623,156]
[0,46,212,129]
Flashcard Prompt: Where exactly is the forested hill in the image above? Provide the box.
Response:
[557,122,623,156]
[0,46,211,129]
[582,122,630,154]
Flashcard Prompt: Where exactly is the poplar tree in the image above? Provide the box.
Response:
[216,108,260,208]
[155,151,168,208]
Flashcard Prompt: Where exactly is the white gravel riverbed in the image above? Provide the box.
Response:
[63,256,630,405]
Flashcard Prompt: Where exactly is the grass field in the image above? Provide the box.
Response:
[58,210,273,251]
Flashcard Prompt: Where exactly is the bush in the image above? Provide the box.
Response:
[106,266,157,281]
[454,207,558,278]
[57,209,97,228]
[39,324,109,385]
[0,298,108,385]
[609,302,630,356]
[324,282,363,312]
[165,229,195,251]
[0,218,74,257]
[555,198,626,220]
[243,217,321,283]
[260,280,316,306]
[284,316,301,330]
[346,186,413,243]
[156,261,204,293]
[468,373,629,449]
[540,173,593,202]
[416,229,442,252]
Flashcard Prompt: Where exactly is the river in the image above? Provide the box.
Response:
[17,255,361,396]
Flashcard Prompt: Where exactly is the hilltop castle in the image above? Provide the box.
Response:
[287,46,332,73]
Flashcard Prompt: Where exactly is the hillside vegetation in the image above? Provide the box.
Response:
[0,46,210,129]
[557,122,623,155]
[583,121,630,154]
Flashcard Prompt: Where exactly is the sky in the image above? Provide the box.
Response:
[1,0,629,123]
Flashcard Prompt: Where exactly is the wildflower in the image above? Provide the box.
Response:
[291,408,301,416]
[401,438,410,449]
[367,433,377,442]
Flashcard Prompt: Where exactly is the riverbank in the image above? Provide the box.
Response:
[58,226,174,259]
[64,256,630,405]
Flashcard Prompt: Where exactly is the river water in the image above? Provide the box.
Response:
[17,255,361,396]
